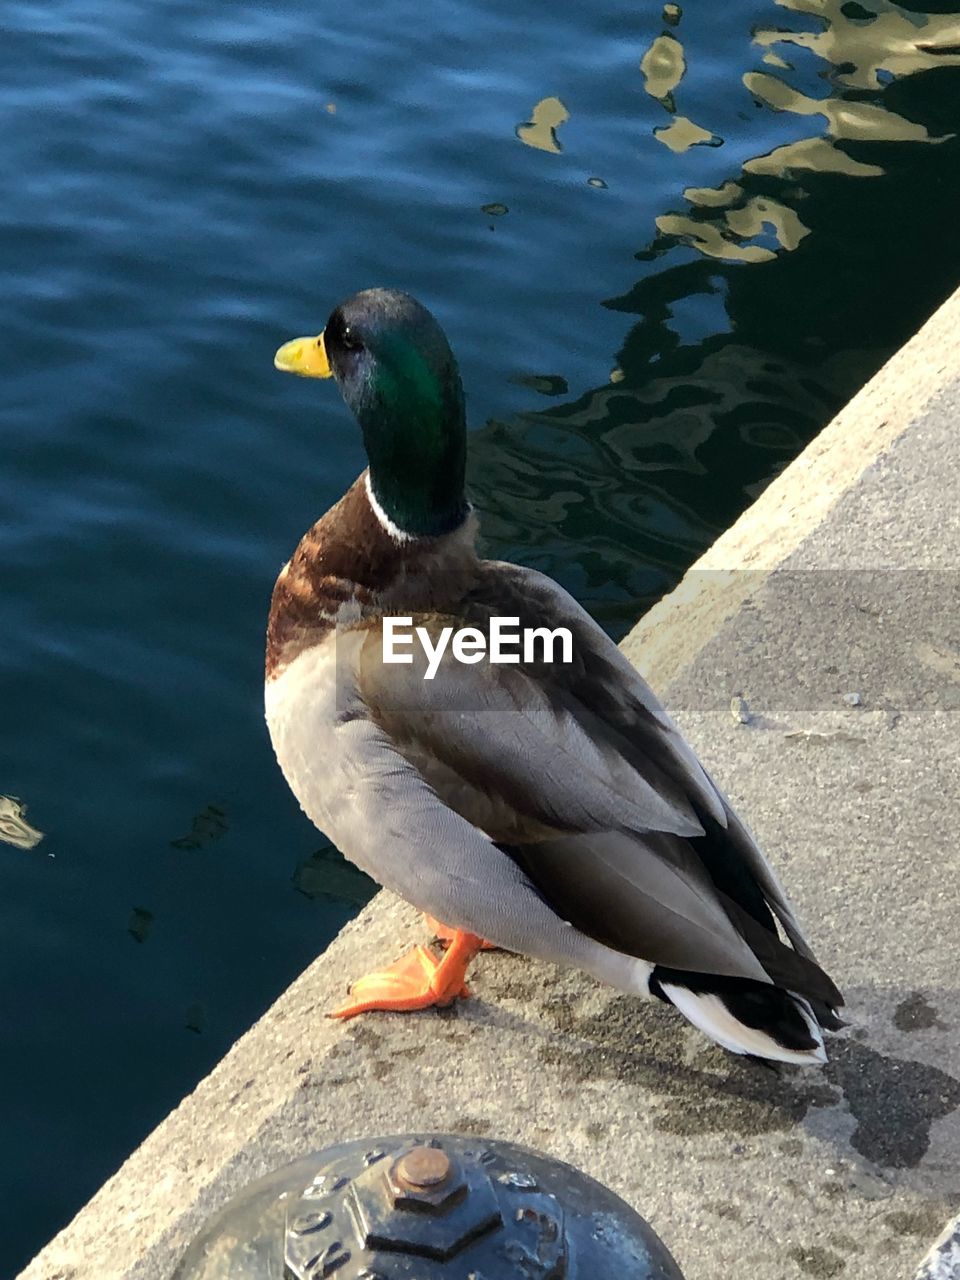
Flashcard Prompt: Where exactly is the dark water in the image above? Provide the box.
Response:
[3,0,960,1271]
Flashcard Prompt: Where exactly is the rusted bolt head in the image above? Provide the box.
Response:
[394,1146,452,1191]
[350,1143,500,1260]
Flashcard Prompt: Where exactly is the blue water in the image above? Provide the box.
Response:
[4,0,960,1272]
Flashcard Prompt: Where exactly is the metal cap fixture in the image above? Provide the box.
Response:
[172,1133,684,1279]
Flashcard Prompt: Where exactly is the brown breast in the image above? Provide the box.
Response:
[265,471,479,680]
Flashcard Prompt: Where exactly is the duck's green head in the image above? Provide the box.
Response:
[275,288,468,539]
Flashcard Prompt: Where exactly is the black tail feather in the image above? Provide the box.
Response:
[809,999,847,1032]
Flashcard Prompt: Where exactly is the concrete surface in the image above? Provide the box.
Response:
[21,284,960,1280]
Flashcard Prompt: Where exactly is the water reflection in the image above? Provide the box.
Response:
[744,69,942,143]
[170,803,228,851]
[641,26,719,152]
[470,0,960,636]
[754,0,960,90]
[293,843,377,907]
[657,194,810,263]
[746,135,885,177]
[0,796,43,851]
[127,907,154,945]
[641,34,686,109]
[647,0,953,257]
[654,117,722,153]
[516,96,570,153]
[472,341,836,634]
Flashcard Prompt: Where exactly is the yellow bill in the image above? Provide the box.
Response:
[274,331,333,378]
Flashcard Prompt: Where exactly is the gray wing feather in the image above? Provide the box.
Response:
[710,781,817,961]
[328,714,772,983]
[478,563,730,828]
[480,565,820,961]
[328,714,624,969]
[512,829,770,980]
[359,632,706,840]
[335,561,820,981]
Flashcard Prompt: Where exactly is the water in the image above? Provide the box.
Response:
[3,0,960,1271]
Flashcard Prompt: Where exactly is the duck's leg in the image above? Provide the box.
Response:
[328,930,483,1019]
[424,914,497,951]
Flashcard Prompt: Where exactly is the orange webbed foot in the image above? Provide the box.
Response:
[328,931,482,1020]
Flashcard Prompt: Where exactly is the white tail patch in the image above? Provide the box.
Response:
[660,982,827,1065]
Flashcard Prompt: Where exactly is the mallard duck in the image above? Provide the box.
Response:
[266,288,843,1065]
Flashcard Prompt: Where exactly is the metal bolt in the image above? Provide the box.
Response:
[394,1146,452,1191]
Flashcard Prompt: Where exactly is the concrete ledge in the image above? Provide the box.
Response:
[22,285,960,1280]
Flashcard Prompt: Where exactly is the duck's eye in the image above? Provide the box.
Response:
[341,326,364,352]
